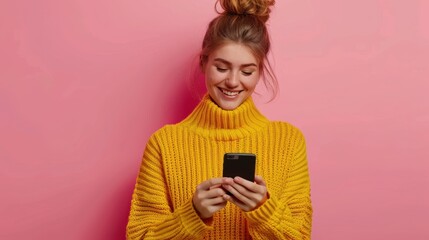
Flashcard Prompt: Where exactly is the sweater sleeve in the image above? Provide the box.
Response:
[126,133,212,240]
[244,129,313,239]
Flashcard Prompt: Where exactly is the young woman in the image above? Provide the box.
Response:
[127,0,312,239]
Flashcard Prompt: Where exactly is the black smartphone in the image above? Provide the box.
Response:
[223,153,256,182]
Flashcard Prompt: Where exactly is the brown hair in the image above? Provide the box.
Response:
[200,0,278,100]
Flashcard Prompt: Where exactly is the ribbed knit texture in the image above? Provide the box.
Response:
[127,95,312,239]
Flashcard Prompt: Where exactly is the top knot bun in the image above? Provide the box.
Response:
[217,0,275,23]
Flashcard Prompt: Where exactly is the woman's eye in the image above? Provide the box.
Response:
[242,71,253,76]
[216,67,227,72]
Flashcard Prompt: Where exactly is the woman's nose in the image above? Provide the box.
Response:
[225,71,240,88]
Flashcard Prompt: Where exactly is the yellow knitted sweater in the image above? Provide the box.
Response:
[127,95,312,239]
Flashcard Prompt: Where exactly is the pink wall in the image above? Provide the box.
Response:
[1,0,428,239]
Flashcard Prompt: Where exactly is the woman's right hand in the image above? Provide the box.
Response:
[192,177,229,219]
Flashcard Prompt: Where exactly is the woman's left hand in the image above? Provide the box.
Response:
[222,175,268,212]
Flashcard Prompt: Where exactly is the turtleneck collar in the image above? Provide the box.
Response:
[179,94,270,140]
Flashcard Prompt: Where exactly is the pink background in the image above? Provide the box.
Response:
[1,0,428,239]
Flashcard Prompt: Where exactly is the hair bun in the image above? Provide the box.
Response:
[217,0,275,22]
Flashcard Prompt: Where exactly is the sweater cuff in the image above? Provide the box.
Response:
[176,197,214,236]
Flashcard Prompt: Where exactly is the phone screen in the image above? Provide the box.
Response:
[223,153,256,182]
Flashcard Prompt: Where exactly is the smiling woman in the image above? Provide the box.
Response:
[204,43,260,110]
[126,0,312,239]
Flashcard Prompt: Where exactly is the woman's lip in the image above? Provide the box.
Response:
[218,87,243,93]
[218,88,243,98]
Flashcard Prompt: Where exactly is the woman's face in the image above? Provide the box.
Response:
[204,42,260,110]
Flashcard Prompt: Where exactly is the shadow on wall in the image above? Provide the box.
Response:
[166,60,207,124]
[111,178,137,239]
[82,175,136,240]
[82,64,206,240]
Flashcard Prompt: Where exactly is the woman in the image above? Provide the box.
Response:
[127,0,312,239]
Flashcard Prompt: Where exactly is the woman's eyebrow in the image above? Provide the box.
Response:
[214,58,257,68]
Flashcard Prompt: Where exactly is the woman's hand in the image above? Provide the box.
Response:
[192,178,229,219]
[222,175,268,212]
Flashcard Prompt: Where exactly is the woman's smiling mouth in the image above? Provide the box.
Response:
[219,88,243,97]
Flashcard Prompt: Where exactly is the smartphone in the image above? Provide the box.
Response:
[223,153,256,182]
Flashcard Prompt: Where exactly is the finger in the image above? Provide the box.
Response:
[223,193,251,212]
[207,187,227,199]
[222,183,255,207]
[196,187,226,201]
[225,182,247,195]
[233,177,264,194]
[197,178,228,191]
[209,184,222,190]
[204,195,227,206]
